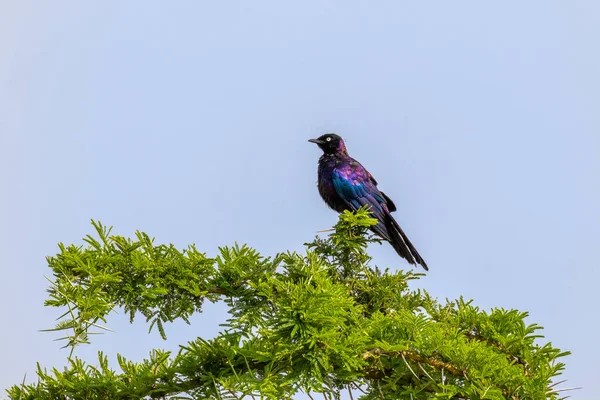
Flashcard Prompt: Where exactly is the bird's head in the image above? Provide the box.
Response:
[308,133,348,155]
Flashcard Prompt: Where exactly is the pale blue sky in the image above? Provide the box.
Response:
[1,2,599,399]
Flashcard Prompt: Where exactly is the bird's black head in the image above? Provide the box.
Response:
[308,133,347,155]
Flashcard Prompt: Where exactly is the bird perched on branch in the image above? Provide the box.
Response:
[309,133,428,270]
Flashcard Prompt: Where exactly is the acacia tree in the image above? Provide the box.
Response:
[6,209,570,399]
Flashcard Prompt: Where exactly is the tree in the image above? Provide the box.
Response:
[6,209,570,399]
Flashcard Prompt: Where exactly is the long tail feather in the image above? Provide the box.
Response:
[384,214,428,271]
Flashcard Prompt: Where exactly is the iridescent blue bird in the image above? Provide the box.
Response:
[309,133,428,270]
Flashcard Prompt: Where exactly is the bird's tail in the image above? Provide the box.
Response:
[384,214,428,271]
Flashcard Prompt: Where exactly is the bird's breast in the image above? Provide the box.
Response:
[317,157,348,213]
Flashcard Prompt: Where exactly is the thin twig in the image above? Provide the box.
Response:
[352,382,367,395]
[401,352,420,381]
[549,387,582,393]
[548,380,567,388]
[418,362,433,380]
[83,319,114,332]
[377,381,385,398]
[19,373,26,400]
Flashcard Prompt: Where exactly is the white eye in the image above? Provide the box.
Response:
[326,137,332,142]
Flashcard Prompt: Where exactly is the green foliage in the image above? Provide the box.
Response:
[6,208,570,399]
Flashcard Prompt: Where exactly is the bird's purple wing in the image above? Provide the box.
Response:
[331,160,393,240]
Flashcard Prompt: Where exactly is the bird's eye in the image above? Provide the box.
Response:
[326,137,332,142]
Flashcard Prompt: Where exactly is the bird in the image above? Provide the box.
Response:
[309,133,428,270]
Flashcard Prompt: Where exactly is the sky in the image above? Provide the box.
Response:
[1,1,598,399]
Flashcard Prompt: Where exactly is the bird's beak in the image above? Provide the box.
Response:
[308,138,323,144]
